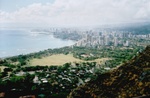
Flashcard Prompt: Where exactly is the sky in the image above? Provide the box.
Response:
[0,0,150,27]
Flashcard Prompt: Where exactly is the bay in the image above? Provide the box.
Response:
[0,30,75,58]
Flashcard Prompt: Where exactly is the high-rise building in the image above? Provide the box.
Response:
[105,36,110,46]
[100,36,105,46]
[114,37,118,46]
[124,40,129,47]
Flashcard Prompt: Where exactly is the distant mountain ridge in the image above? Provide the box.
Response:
[68,46,150,98]
[95,22,150,35]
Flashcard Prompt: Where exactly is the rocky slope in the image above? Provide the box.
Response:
[68,46,150,98]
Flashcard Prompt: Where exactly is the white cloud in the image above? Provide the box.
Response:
[134,1,150,20]
[1,0,150,27]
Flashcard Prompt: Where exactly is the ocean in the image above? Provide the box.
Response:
[0,29,75,58]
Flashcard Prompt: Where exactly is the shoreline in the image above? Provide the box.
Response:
[0,29,76,58]
[0,45,74,59]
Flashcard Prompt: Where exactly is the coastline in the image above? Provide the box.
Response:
[0,29,76,58]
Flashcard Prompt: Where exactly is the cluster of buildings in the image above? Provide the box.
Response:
[75,30,150,47]
[1,62,107,97]
[31,28,150,47]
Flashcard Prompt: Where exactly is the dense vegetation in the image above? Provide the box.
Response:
[0,62,104,98]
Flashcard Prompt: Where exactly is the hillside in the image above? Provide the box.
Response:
[68,46,150,98]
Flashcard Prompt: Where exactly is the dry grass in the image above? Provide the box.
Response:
[0,66,7,72]
[29,54,110,66]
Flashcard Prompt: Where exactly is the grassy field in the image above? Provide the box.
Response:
[29,54,110,66]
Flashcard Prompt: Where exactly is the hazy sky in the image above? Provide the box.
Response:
[0,0,150,27]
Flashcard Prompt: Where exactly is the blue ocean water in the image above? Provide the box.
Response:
[0,30,75,58]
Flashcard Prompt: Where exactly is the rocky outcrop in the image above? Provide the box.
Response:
[68,46,150,98]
